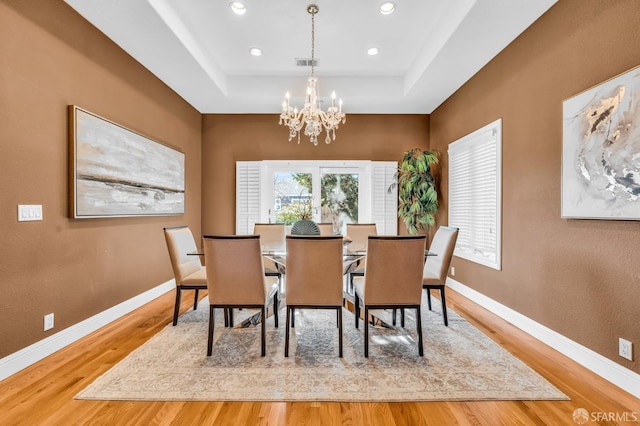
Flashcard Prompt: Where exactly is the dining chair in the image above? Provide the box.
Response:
[345,223,377,294]
[203,235,279,356]
[345,223,377,252]
[422,226,459,326]
[253,223,285,289]
[163,226,208,326]
[316,222,334,236]
[284,235,344,357]
[353,235,426,357]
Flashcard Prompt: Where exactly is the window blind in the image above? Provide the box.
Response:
[371,161,398,235]
[235,161,261,235]
[448,119,502,270]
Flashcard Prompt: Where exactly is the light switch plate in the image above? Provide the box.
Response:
[18,205,43,222]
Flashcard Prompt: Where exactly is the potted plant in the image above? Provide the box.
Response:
[389,148,439,235]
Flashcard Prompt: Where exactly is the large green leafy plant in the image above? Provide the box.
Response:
[389,148,439,235]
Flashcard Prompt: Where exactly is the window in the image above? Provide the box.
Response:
[236,160,397,236]
[448,119,502,270]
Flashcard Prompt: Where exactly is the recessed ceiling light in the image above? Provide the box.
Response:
[249,47,263,56]
[379,2,396,15]
[229,2,247,15]
[367,47,380,56]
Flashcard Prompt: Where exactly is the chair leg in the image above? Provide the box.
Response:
[416,306,424,356]
[392,308,397,326]
[272,294,279,328]
[207,305,215,356]
[440,286,448,326]
[193,289,199,311]
[364,306,370,358]
[354,293,360,329]
[401,308,405,328]
[172,288,182,326]
[426,287,433,311]
[291,308,295,328]
[229,309,234,327]
[285,307,291,357]
[338,307,343,358]
[260,307,266,356]
[223,308,229,327]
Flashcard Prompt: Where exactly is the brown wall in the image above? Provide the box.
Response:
[0,1,202,357]
[3,0,637,380]
[430,0,640,371]
[201,114,429,234]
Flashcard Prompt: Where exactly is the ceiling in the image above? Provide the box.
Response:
[64,0,557,114]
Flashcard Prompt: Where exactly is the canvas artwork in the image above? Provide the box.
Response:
[562,65,640,219]
[69,106,185,218]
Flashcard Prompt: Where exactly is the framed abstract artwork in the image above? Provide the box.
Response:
[562,65,640,219]
[68,105,185,218]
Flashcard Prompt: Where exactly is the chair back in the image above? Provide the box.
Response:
[285,236,344,306]
[316,222,334,236]
[423,226,459,282]
[164,226,202,285]
[363,236,426,305]
[345,223,377,252]
[203,235,267,305]
[253,223,286,251]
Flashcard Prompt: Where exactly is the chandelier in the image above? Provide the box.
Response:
[279,4,346,145]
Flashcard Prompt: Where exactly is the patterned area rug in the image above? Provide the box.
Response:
[76,294,568,402]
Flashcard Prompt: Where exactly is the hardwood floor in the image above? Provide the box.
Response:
[0,288,637,425]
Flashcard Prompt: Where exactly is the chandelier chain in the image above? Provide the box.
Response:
[311,11,315,76]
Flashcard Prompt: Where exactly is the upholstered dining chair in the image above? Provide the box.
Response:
[316,222,334,236]
[203,235,279,357]
[345,223,377,253]
[353,235,426,357]
[253,223,285,289]
[164,226,208,326]
[284,235,344,357]
[345,223,377,293]
[422,226,459,326]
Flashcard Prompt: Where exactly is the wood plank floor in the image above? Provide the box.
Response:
[0,288,638,425]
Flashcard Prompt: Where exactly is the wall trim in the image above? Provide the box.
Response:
[0,280,174,382]
[447,277,640,399]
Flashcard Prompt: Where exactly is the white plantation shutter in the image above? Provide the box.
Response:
[236,161,261,235]
[371,161,398,235]
[448,119,502,270]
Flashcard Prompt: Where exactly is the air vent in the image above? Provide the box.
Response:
[295,58,318,67]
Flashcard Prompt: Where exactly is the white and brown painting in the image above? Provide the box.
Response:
[562,65,640,219]
[71,107,185,218]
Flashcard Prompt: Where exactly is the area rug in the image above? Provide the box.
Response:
[76,294,568,402]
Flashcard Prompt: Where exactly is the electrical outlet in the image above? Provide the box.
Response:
[44,313,54,331]
[450,266,455,276]
[619,338,633,361]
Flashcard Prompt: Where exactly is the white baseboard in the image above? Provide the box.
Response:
[447,277,640,399]
[0,280,174,382]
